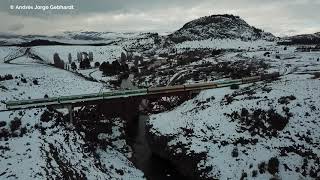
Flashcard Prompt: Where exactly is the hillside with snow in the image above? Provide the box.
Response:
[147,46,320,179]
[148,73,320,179]
[0,59,144,179]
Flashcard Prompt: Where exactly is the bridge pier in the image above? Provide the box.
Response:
[67,105,74,124]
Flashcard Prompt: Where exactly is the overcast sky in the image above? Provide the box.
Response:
[0,0,319,36]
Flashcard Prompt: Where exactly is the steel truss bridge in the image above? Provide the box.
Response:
[3,73,279,122]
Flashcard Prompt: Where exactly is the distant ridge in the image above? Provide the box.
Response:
[3,39,112,47]
[279,32,320,45]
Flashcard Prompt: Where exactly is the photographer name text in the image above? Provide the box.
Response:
[10,4,75,11]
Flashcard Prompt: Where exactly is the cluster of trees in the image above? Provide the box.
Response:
[0,74,13,81]
[79,58,91,69]
[78,52,94,70]
[53,51,133,72]
[99,60,129,76]
[77,52,94,62]
[53,52,78,70]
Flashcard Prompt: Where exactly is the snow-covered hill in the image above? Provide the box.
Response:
[0,61,145,179]
[147,48,320,179]
[148,73,320,179]
[168,14,276,44]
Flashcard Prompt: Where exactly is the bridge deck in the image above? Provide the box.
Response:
[4,76,268,111]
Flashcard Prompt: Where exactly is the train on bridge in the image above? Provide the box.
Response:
[5,72,279,110]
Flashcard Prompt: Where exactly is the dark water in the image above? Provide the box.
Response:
[127,115,186,180]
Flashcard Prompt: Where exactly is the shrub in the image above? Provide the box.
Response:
[313,72,320,79]
[212,49,222,56]
[10,118,21,132]
[240,172,247,180]
[94,61,100,68]
[20,127,27,137]
[230,84,240,89]
[0,74,13,81]
[252,170,258,177]
[278,95,296,104]
[40,110,53,122]
[33,79,39,85]
[0,128,10,139]
[258,162,266,174]
[263,52,271,56]
[232,147,239,157]
[0,121,6,127]
[267,157,279,175]
[21,78,27,83]
[71,62,77,71]
[0,85,8,90]
[268,109,289,131]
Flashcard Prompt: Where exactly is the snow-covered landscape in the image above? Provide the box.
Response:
[0,11,319,180]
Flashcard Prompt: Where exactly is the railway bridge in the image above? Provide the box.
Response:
[4,73,279,123]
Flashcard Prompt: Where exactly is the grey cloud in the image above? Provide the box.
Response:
[0,0,319,36]
[8,23,24,31]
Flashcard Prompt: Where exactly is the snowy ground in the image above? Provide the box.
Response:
[0,59,145,179]
[0,47,26,63]
[0,63,106,110]
[31,45,125,64]
[148,48,320,179]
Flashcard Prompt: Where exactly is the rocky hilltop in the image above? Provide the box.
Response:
[168,14,276,43]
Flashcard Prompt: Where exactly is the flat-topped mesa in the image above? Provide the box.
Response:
[168,14,276,43]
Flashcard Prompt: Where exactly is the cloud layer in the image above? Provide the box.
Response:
[0,0,319,36]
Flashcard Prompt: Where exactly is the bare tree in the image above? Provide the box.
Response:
[89,52,93,62]
[68,53,72,64]
[120,52,127,64]
[77,52,81,62]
